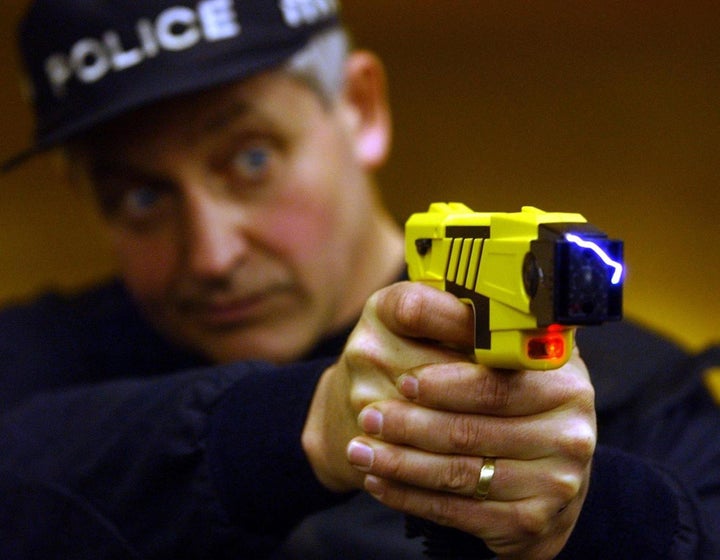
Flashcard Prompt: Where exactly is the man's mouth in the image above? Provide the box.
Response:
[178,289,286,329]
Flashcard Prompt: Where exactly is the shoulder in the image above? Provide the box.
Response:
[0,280,129,407]
[0,278,132,354]
[0,278,145,357]
[576,320,689,410]
[0,278,133,330]
[0,279,203,409]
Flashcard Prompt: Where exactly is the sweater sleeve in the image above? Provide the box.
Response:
[0,358,347,560]
[564,345,720,559]
[558,445,713,559]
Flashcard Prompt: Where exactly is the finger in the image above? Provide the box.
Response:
[362,476,581,559]
[347,438,586,503]
[374,282,475,349]
[396,350,594,416]
[343,288,471,410]
[344,284,472,404]
[358,400,596,460]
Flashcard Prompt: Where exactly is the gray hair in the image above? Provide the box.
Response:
[284,27,350,103]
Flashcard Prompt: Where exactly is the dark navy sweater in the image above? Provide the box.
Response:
[0,280,718,559]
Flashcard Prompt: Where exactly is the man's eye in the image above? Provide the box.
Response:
[124,187,161,212]
[113,186,171,228]
[230,146,273,182]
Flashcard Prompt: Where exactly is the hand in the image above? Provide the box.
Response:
[344,283,597,559]
[302,282,473,492]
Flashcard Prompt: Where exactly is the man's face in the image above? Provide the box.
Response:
[83,65,389,363]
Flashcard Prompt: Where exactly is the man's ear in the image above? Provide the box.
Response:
[340,51,392,170]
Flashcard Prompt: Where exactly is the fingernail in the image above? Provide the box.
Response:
[347,440,374,470]
[397,374,419,399]
[358,407,383,435]
[364,475,384,498]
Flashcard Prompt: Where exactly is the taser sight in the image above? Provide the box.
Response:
[405,203,624,370]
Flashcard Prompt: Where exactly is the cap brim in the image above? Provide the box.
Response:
[1,147,39,173]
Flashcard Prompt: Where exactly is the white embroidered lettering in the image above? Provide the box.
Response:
[156,7,201,51]
[279,0,336,28]
[71,39,111,84]
[44,54,73,97]
[41,1,246,98]
[136,19,160,58]
[198,0,241,41]
[103,31,144,71]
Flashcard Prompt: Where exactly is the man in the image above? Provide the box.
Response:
[1,1,718,558]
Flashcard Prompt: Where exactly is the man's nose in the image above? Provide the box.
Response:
[182,190,248,279]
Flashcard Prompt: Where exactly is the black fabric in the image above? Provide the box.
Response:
[0,470,140,560]
[207,359,342,532]
[559,446,683,559]
[0,279,207,410]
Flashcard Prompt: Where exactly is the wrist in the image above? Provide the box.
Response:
[302,363,364,493]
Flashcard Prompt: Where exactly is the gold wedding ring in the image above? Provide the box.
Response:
[474,457,496,500]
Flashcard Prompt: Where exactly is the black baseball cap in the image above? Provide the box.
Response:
[2,0,341,172]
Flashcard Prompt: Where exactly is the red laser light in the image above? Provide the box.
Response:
[527,335,565,361]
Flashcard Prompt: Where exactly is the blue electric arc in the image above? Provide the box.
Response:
[565,233,624,285]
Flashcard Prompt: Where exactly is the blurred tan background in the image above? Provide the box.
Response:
[1,1,718,351]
